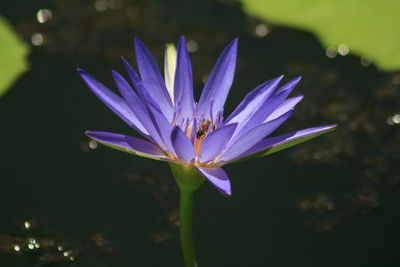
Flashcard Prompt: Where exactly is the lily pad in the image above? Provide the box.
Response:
[0,16,29,97]
[241,0,400,71]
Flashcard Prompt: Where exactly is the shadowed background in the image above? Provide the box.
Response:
[0,0,399,266]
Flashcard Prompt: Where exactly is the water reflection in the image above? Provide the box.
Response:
[125,169,179,243]
[0,219,117,264]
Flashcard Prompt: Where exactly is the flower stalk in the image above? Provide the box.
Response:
[180,189,197,267]
[169,163,204,266]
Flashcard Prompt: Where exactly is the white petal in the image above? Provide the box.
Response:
[164,43,177,104]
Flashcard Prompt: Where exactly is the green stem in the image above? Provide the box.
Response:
[180,189,198,267]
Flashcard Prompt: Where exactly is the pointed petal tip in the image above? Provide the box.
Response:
[220,185,232,196]
[326,123,338,130]
[224,38,238,51]
[77,68,95,81]
[85,130,98,139]
[224,191,232,197]
[77,68,87,75]
[196,167,232,196]
[231,37,238,48]
[274,74,284,84]
[221,185,232,196]
[134,37,145,50]
[284,76,302,86]
[110,69,125,84]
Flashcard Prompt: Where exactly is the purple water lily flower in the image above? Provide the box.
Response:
[78,36,336,196]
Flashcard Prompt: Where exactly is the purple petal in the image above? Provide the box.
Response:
[218,110,293,162]
[171,126,196,163]
[147,102,177,157]
[227,76,301,143]
[121,56,151,103]
[134,38,174,121]
[86,131,170,161]
[232,124,337,162]
[77,68,148,136]
[275,76,301,95]
[174,36,194,121]
[198,123,237,163]
[196,38,237,121]
[225,76,283,124]
[265,95,303,122]
[111,70,166,147]
[196,167,232,196]
[250,76,300,122]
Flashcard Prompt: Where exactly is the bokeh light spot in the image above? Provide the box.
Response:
[254,24,269,37]
[325,47,337,58]
[186,40,198,53]
[31,33,44,46]
[338,44,349,56]
[36,9,52,24]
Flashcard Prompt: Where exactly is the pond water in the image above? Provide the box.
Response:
[1,0,399,266]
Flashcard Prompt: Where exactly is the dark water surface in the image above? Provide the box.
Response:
[1,0,400,266]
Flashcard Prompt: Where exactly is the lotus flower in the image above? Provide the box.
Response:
[78,36,336,266]
[78,36,335,195]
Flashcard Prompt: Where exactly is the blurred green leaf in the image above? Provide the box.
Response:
[0,16,29,97]
[241,0,400,70]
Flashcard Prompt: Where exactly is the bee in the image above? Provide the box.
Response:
[196,120,211,139]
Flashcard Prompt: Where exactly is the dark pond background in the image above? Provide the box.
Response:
[1,0,400,266]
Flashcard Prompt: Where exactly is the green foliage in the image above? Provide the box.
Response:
[0,16,29,97]
[241,0,400,70]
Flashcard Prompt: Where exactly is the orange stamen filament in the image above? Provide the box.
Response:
[169,117,222,166]
[186,123,192,138]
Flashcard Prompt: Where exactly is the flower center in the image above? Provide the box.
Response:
[169,105,224,165]
[193,119,212,155]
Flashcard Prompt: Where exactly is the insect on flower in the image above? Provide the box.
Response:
[196,119,210,138]
[78,36,336,196]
